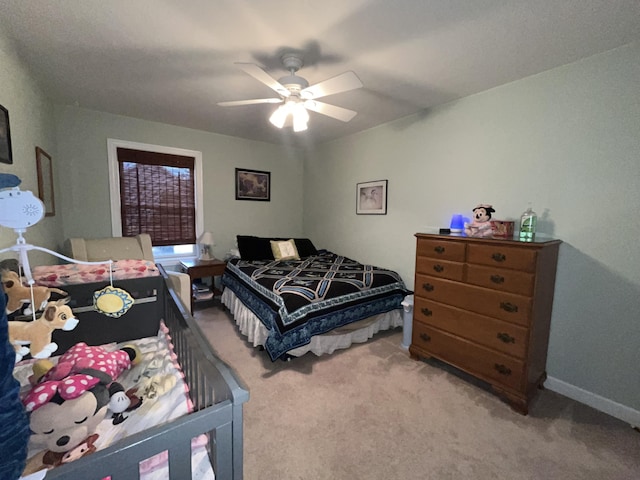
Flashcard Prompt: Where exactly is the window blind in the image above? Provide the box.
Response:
[117,148,196,246]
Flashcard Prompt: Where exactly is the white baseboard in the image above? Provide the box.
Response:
[545,376,640,427]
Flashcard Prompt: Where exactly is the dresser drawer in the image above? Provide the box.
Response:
[412,323,525,391]
[467,244,537,272]
[415,257,464,281]
[416,238,465,262]
[466,264,534,296]
[415,274,532,326]
[414,297,528,359]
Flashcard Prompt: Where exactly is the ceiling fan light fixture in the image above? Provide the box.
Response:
[221,55,363,133]
[293,115,308,132]
[292,102,309,132]
[269,99,309,132]
[269,105,288,128]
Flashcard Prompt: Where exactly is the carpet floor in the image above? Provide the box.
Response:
[194,307,640,480]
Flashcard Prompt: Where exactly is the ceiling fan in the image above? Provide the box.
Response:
[218,53,363,132]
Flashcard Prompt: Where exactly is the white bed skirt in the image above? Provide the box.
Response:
[221,288,403,357]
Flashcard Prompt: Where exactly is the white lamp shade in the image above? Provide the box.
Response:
[198,231,215,245]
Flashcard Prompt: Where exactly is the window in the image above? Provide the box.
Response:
[107,139,203,262]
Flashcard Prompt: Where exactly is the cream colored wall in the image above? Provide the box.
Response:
[0,29,60,266]
[53,106,304,260]
[304,42,640,413]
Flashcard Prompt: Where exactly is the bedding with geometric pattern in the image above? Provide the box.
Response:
[222,251,410,360]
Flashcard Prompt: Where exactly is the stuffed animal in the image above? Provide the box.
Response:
[61,433,100,464]
[22,433,100,475]
[464,204,496,238]
[21,368,116,476]
[21,343,142,475]
[8,298,78,362]
[38,342,141,384]
[1,269,68,315]
[37,341,143,423]
[24,368,115,451]
[108,382,143,425]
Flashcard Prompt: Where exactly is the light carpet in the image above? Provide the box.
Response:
[194,307,640,480]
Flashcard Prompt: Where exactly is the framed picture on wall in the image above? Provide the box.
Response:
[36,147,55,216]
[235,168,271,201]
[356,179,388,215]
[0,104,12,164]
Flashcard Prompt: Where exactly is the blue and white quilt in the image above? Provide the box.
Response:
[222,251,410,360]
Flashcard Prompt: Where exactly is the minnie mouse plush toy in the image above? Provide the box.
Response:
[464,204,495,238]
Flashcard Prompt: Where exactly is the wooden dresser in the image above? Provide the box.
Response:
[410,233,561,414]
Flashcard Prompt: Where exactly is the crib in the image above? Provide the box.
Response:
[19,265,249,480]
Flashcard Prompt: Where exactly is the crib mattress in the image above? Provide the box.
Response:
[16,326,215,480]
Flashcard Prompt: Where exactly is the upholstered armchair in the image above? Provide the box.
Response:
[64,234,191,309]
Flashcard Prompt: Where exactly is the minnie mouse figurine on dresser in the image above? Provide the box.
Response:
[464,204,495,238]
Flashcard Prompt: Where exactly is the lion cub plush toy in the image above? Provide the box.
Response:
[8,298,79,362]
[1,269,68,315]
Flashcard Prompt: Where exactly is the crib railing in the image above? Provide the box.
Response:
[41,267,249,480]
[160,265,249,479]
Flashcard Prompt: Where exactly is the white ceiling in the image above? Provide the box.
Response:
[1,0,639,146]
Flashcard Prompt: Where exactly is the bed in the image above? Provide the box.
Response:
[12,263,249,480]
[221,236,410,360]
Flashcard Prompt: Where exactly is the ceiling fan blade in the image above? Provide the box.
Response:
[218,98,283,107]
[235,62,290,97]
[304,100,357,122]
[301,71,363,100]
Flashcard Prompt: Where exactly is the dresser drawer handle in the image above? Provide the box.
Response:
[434,246,445,254]
[490,274,505,284]
[500,302,518,313]
[433,264,444,273]
[420,333,431,342]
[420,307,433,317]
[494,363,512,376]
[491,253,506,262]
[497,332,515,343]
[422,283,434,292]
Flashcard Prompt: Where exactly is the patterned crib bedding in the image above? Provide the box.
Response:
[32,260,159,287]
[222,251,410,360]
[16,324,214,480]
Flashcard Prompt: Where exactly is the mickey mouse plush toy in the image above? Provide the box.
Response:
[464,204,495,238]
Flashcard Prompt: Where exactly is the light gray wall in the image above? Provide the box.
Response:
[53,106,305,260]
[3,17,638,418]
[304,42,640,412]
[0,29,60,266]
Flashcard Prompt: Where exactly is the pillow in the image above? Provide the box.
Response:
[293,238,318,257]
[265,237,319,257]
[236,235,274,261]
[270,239,300,261]
[236,236,318,261]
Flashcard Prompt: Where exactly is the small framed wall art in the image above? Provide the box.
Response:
[356,179,388,215]
[235,168,271,201]
[0,104,12,164]
[36,146,55,216]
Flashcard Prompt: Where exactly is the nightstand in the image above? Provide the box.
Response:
[179,258,227,313]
